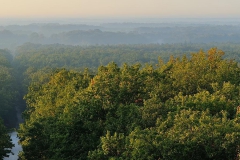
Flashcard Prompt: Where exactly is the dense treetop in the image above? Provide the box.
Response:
[18,48,240,159]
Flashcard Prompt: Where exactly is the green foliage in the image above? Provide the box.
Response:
[19,69,92,159]
[97,131,127,159]
[105,104,142,135]
[166,88,237,118]
[0,49,18,127]
[154,110,240,160]
[166,48,240,95]
[18,48,240,159]
[92,110,240,160]
[0,118,14,159]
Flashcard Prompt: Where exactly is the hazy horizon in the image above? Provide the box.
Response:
[1,17,240,26]
[1,0,240,19]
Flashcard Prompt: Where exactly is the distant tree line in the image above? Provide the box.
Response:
[13,43,240,104]
[2,24,240,49]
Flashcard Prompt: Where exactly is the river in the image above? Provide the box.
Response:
[4,105,23,160]
[4,131,22,160]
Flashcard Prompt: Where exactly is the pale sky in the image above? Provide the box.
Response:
[1,0,240,18]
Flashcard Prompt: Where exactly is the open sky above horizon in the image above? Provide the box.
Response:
[1,0,240,19]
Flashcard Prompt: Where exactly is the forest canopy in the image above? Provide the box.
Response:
[2,21,240,159]
[18,48,240,160]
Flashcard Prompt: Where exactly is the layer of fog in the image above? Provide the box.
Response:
[1,18,240,51]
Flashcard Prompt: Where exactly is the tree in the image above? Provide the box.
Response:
[0,118,14,159]
[18,69,92,159]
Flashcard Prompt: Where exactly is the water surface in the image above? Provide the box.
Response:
[4,131,22,160]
